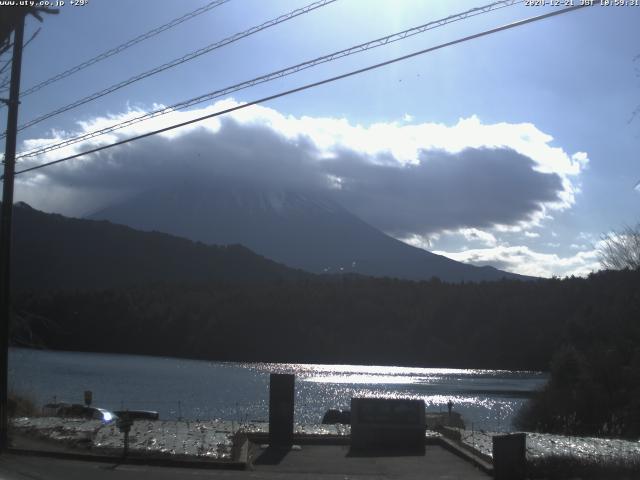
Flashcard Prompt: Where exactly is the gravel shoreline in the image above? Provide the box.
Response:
[11,417,640,467]
[10,417,351,459]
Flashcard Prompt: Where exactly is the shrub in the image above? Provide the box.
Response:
[8,391,38,417]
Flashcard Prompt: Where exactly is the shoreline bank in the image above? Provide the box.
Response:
[11,416,640,462]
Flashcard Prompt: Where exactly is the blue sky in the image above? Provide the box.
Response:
[3,0,639,277]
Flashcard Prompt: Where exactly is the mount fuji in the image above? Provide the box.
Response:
[89,181,528,282]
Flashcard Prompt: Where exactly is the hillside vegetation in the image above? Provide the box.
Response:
[9,202,307,289]
[8,203,640,437]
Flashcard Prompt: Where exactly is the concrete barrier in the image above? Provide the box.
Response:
[492,432,526,480]
[350,398,425,450]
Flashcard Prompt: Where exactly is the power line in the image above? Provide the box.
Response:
[0,51,15,77]
[15,0,523,161]
[10,4,592,178]
[3,0,337,138]
[0,27,40,90]
[0,0,231,98]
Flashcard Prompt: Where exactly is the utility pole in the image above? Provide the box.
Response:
[0,12,25,451]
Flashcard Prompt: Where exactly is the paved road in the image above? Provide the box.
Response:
[0,445,490,479]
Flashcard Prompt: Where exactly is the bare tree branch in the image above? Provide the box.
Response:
[598,223,640,270]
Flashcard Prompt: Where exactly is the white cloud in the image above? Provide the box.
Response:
[16,99,587,241]
[577,231,596,242]
[404,228,499,250]
[434,245,601,278]
[458,228,498,247]
[402,233,439,250]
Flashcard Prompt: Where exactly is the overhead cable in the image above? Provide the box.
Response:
[16,0,522,160]
[10,4,592,178]
[4,0,337,137]
[0,0,231,98]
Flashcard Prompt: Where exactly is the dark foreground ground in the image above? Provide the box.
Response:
[0,444,489,480]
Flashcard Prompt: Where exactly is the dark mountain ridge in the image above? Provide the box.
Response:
[8,202,307,290]
[89,182,530,282]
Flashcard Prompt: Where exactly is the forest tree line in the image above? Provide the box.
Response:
[12,267,640,437]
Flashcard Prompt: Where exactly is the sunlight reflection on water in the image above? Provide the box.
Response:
[247,361,545,430]
[10,349,547,432]
[304,374,439,384]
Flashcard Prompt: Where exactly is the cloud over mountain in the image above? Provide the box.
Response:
[16,99,586,240]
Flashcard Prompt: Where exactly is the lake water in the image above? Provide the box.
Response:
[9,348,547,432]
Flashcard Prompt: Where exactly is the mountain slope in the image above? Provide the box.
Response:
[89,182,528,282]
[9,202,306,290]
